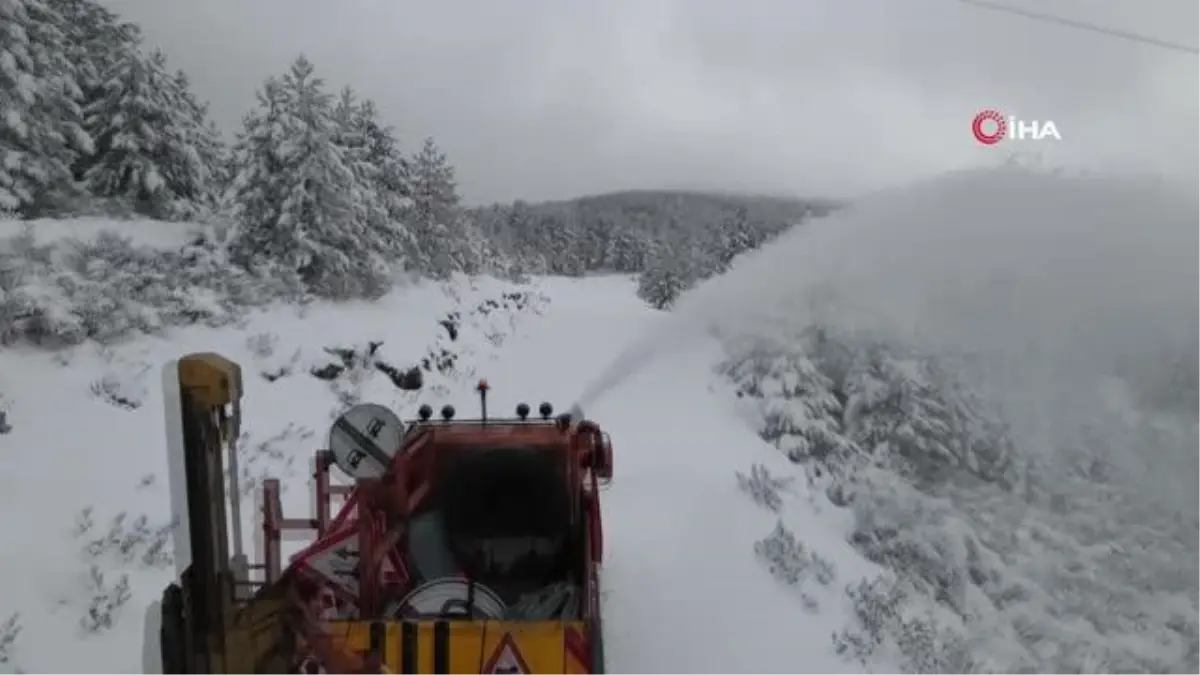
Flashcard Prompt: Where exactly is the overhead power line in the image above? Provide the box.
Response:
[955,0,1200,55]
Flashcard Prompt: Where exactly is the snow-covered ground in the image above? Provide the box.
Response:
[0,273,547,670]
[0,270,879,673]
[463,277,882,673]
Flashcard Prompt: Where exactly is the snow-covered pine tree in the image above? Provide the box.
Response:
[81,49,218,220]
[724,338,859,468]
[226,75,289,265]
[603,226,652,273]
[636,253,692,310]
[0,0,92,216]
[495,201,547,275]
[332,90,413,266]
[532,211,581,276]
[840,346,955,483]
[500,204,547,275]
[406,136,464,278]
[47,0,139,105]
[354,98,410,202]
[332,90,388,241]
[584,215,628,272]
[712,206,759,273]
[838,342,1017,487]
[228,56,389,299]
[173,69,227,211]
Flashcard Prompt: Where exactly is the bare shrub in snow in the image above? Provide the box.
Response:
[834,577,981,674]
[0,389,9,434]
[73,506,95,537]
[88,371,147,410]
[246,331,302,382]
[76,508,175,570]
[737,464,838,611]
[231,424,311,498]
[892,618,978,675]
[431,290,550,371]
[245,330,277,359]
[477,290,546,348]
[736,463,792,513]
[0,613,20,666]
[833,577,906,667]
[72,507,166,637]
[79,565,132,635]
[300,289,546,402]
[309,341,424,403]
[754,521,836,613]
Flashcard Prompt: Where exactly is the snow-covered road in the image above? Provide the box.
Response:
[477,276,878,673]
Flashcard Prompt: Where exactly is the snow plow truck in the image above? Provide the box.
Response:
[150,353,613,674]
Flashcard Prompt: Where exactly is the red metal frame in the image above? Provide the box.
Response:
[258,415,614,633]
[261,450,345,585]
[356,482,378,616]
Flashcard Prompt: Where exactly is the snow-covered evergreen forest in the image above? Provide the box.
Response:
[0,0,825,349]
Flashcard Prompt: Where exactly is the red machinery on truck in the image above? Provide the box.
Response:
[156,352,613,673]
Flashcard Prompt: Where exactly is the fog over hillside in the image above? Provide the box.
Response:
[687,167,1197,506]
[667,166,1197,671]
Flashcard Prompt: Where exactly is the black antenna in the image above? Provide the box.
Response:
[955,0,1199,55]
[476,379,490,423]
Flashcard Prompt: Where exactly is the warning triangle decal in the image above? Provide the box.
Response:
[482,634,531,674]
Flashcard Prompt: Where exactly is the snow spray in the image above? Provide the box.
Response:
[565,255,772,419]
[568,311,708,418]
[568,338,661,415]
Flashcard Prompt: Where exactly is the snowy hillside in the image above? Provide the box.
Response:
[671,166,1199,673]
[0,265,881,674]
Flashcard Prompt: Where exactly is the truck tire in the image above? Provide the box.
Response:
[160,584,186,674]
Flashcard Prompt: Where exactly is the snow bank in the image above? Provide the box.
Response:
[675,166,1199,672]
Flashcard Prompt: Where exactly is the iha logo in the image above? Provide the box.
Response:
[972,109,1061,145]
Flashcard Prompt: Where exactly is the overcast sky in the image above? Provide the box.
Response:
[104,0,1198,205]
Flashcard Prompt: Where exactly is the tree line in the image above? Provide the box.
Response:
[1,0,828,305]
